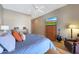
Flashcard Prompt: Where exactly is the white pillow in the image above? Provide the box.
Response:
[19,32,26,41]
[0,46,3,53]
[22,34,26,41]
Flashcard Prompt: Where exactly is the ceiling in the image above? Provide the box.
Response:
[2,4,67,19]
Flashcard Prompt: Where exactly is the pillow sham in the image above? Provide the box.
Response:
[12,31,23,42]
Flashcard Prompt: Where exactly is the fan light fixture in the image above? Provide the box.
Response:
[32,5,45,13]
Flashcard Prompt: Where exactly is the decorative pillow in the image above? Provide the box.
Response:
[12,31,23,42]
[21,33,26,41]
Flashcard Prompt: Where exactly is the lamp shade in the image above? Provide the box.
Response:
[0,25,9,30]
[68,25,78,29]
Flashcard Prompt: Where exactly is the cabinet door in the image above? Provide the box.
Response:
[45,25,57,41]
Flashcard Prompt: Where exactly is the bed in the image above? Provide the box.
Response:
[0,33,56,54]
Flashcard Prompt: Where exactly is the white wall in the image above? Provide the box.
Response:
[32,5,79,39]
[0,4,3,25]
[3,9,32,33]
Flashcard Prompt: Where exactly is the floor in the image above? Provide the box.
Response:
[52,40,71,54]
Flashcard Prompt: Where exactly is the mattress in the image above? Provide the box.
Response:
[3,34,56,54]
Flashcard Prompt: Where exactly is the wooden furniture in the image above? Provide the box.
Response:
[45,25,57,41]
[64,39,79,54]
[31,19,57,41]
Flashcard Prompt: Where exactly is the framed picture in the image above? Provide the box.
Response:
[46,17,57,25]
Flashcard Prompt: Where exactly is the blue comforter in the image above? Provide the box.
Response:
[3,34,56,54]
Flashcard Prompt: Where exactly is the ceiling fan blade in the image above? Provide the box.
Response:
[37,9,44,13]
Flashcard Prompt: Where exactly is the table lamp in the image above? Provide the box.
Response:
[68,25,78,39]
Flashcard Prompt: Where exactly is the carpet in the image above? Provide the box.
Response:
[53,40,71,54]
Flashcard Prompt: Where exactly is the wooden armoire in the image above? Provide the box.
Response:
[45,25,57,41]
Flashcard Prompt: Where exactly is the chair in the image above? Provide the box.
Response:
[64,39,79,54]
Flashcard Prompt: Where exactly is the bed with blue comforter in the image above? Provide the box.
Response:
[0,33,56,54]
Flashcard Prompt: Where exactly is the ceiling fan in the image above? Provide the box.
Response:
[32,4,45,13]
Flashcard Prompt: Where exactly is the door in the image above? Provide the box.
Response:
[45,25,57,41]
